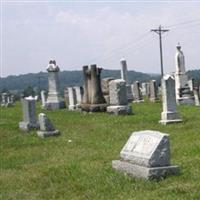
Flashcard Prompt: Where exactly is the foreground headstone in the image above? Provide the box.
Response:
[19,97,38,131]
[107,79,132,115]
[37,113,60,138]
[159,75,182,125]
[81,64,107,112]
[112,130,180,180]
[45,60,65,110]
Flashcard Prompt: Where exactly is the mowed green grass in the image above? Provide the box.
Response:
[0,101,200,200]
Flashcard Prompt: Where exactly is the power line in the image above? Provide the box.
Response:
[166,19,200,28]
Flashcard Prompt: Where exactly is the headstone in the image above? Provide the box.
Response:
[159,75,182,125]
[19,97,38,131]
[174,44,194,105]
[194,88,200,106]
[101,77,114,104]
[1,93,7,106]
[107,79,132,115]
[74,86,84,108]
[149,80,158,102]
[45,60,65,110]
[112,130,180,180]
[120,59,133,102]
[131,81,143,103]
[68,87,77,111]
[81,64,107,112]
[188,79,194,91]
[40,90,47,108]
[37,113,60,138]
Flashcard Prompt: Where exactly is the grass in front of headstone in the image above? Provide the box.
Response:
[0,101,200,200]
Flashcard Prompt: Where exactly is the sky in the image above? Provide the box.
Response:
[1,1,200,77]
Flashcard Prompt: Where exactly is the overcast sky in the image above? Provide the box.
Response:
[1,1,200,77]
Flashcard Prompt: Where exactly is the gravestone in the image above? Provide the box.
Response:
[37,113,60,138]
[159,75,182,125]
[149,80,158,102]
[107,79,132,115]
[174,44,194,105]
[101,77,114,104]
[112,130,180,180]
[131,81,143,103]
[68,87,77,111]
[45,60,65,110]
[81,64,107,112]
[194,89,200,106]
[74,86,84,109]
[40,90,47,108]
[1,93,8,106]
[19,97,38,131]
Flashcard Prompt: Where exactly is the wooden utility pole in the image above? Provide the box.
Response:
[151,25,169,77]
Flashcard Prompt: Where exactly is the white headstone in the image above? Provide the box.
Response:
[159,75,182,125]
[41,90,47,108]
[112,130,180,180]
[68,87,77,111]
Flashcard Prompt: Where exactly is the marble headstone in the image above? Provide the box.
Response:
[131,81,143,103]
[37,113,60,138]
[112,130,180,180]
[68,87,77,111]
[149,80,158,102]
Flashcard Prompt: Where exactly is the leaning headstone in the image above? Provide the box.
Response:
[194,89,200,106]
[40,90,47,108]
[68,87,77,111]
[112,130,180,180]
[19,97,38,131]
[37,113,60,138]
[81,64,107,112]
[45,60,65,110]
[107,79,132,115]
[149,80,158,102]
[131,81,143,103]
[159,75,182,125]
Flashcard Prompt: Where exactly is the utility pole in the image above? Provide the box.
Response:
[151,25,169,77]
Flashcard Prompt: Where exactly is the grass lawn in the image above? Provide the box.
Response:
[0,101,200,200]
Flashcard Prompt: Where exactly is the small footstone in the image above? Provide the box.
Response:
[112,130,180,180]
[37,113,60,138]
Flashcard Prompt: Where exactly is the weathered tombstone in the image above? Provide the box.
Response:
[74,86,84,109]
[131,81,143,103]
[112,130,180,180]
[81,64,107,112]
[174,44,194,105]
[159,75,182,125]
[68,87,77,111]
[37,113,60,138]
[149,80,158,102]
[1,93,7,106]
[194,89,200,106]
[45,60,65,110]
[188,79,194,91]
[19,97,38,131]
[107,79,132,115]
[141,82,147,96]
[40,90,47,108]
[101,77,114,104]
[120,59,133,102]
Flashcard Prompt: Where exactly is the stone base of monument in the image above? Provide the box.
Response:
[177,97,195,105]
[19,122,38,132]
[81,104,107,112]
[107,105,132,115]
[45,101,66,110]
[37,130,60,138]
[159,111,182,125]
[112,160,180,180]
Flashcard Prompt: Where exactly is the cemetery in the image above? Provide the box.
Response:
[1,2,200,200]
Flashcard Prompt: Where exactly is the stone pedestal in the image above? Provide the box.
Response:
[45,60,65,110]
[112,130,180,180]
[19,97,38,131]
[107,79,132,115]
[81,65,107,112]
[159,75,182,125]
[37,113,60,138]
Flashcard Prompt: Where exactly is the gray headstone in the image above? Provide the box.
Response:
[149,80,158,102]
[120,59,128,83]
[45,60,65,110]
[19,97,38,131]
[37,113,60,138]
[107,79,132,115]
[131,81,143,103]
[159,75,182,125]
[41,90,47,108]
[112,130,180,180]
[194,89,200,106]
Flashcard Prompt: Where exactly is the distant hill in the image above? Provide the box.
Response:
[0,69,199,93]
